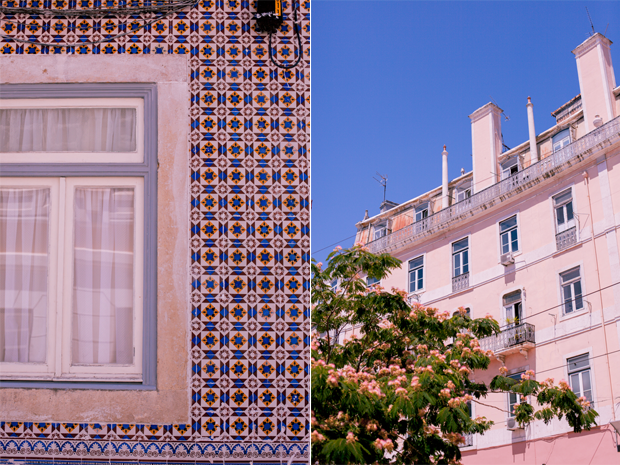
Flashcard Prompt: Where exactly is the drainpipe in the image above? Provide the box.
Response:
[526,97,538,164]
[442,145,449,209]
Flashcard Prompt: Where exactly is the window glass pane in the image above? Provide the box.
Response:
[556,206,565,225]
[566,201,574,222]
[462,250,469,273]
[570,373,581,396]
[573,281,583,309]
[501,233,509,254]
[72,187,135,365]
[409,256,423,270]
[563,285,573,313]
[417,269,423,290]
[454,254,461,276]
[503,290,522,306]
[500,216,517,232]
[0,108,137,153]
[453,238,468,252]
[568,354,589,372]
[553,189,572,207]
[561,267,580,283]
[510,229,518,252]
[0,188,49,363]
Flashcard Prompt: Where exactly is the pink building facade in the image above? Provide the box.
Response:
[354,33,620,463]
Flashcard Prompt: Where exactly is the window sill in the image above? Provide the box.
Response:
[558,306,589,323]
[0,379,153,390]
[553,238,586,256]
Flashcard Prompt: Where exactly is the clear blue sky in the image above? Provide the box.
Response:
[311,0,620,264]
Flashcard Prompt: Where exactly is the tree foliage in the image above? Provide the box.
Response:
[311,245,598,465]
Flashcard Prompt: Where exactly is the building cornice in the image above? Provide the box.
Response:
[572,32,613,59]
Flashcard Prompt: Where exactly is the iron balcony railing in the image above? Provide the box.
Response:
[479,322,535,353]
[367,116,620,254]
[452,273,469,293]
[460,433,474,448]
[556,226,577,251]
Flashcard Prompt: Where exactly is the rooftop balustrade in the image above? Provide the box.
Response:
[367,116,620,254]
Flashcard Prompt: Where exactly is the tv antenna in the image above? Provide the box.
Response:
[490,96,510,121]
[586,7,595,35]
[373,172,388,203]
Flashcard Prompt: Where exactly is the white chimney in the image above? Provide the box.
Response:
[442,145,449,209]
[526,97,538,164]
[469,102,502,193]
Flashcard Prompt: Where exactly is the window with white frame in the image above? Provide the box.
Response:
[0,84,156,385]
[553,188,575,234]
[560,266,583,314]
[408,256,424,293]
[503,290,522,327]
[507,372,524,417]
[452,237,469,278]
[500,157,519,180]
[374,223,389,240]
[415,203,429,222]
[499,215,519,255]
[366,276,380,287]
[552,129,571,153]
[567,354,593,405]
[455,186,471,203]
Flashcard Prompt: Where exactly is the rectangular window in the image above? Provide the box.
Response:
[560,267,583,314]
[501,158,519,180]
[553,129,571,153]
[415,204,429,222]
[503,290,522,327]
[0,85,156,386]
[553,188,575,234]
[499,215,519,255]
[408,256,424,293]
[366,276,380,287]
[567,354,593,405]
[456,188,471,203]
[508,372,524,417]
[374,224,388,240]
[452,237,469,278]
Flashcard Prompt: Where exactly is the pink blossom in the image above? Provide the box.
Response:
[346,431,356,444]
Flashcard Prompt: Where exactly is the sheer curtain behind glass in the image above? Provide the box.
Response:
[0,108,136,153]
[0,188,49,363]
[72,187,134,365]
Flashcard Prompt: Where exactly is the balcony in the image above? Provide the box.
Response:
[366,116,620,254]
[460,433,474,448]
[452,273,469,293]
[479,322,535,356]
[556,226,577,251]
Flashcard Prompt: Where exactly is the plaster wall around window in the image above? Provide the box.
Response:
[0,55,190,424]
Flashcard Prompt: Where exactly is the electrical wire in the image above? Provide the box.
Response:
[267,0,302,69]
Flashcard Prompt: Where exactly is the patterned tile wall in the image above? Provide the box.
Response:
[0,0,310,461]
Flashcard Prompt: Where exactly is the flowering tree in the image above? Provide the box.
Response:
[311,245,598,465]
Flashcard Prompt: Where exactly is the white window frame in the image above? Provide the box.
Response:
[366,276,380,287]
[552,128,571,153]
[502,289,523,328]
[559,266,584,316]
[507,371,525,418]
[452,236,469,278]
[0,98,145,164]
[415,203,429,222]
[408,255,424,293]
[567,354,593,406]
[500,157,519,180]
[498,214,520,256]
[374,223,389,240]
[0,84,157,387]
[564,348,595,406]
[553,187,576,234]
[455,187,471,203]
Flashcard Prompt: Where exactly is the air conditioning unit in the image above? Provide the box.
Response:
[500,252,515,266]
[506,417,522,431]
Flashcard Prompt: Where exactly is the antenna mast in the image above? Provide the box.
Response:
[373,172,388,203]
[586,7,595,35]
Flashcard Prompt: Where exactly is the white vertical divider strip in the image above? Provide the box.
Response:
[54,176,66,378]
[597,43,614,121]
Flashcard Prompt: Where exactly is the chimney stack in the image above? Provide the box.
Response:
[469,102,502,193]
[526,97,538,164]
[573,33,617,132]
[442,145,449,209]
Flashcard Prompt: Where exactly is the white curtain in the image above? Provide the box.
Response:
[0,108,136,153]
[0,188,49,363]
[72,187,134,365]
